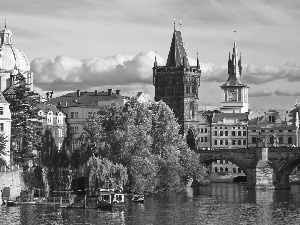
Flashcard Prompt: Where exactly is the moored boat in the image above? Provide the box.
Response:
[97,189,125,210]
[132,194,144,203]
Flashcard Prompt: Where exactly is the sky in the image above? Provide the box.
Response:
[1,0,300,112]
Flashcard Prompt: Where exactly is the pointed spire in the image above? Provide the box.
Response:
[174,19,176,32]
[197,51,200,69]
[154,51,157,68]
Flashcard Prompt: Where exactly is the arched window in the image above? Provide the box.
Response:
[279,137,283,144]
[225,167,228,172]
[233,168,237,173]
[238,168,242,173]
[220,167,224,172]
[252,137,257,143]
[47,111,53,124]
[288,137,293,144]
[214,167,218,172]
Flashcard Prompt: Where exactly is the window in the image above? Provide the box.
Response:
[71,126,79,133]
[220,167,224,172]
[214,140,217,145]
[261,130,265,132]
[225,131,228,136]
[58,143,62,151]
[225,127,227,129]
[214,131,218,136]
[58,129,63,138]
[238,140,241,145]
[232,131,236,136]
[238,131,241,136]
[220,140,223,145]
[220,131,223,136]
[204,128,207,133]
[243,140,246,145]
[71,141,80,150]
[225,167,228,172]
[204,137,207,142]
[47,112,53,124]
[269,116,275,122]
[233,168,237,173]
[200,128,203,133]
[0,123,3,131]
[252,130,256,132]
[279,130,283,132]
[252,137,257,143]
[243,131,246,136]
[70,112,78,118]
[288,137,293,144]
[0,107,3,115]
[200,137,203,142]
[225,140,228,145]
[279,137,283,144]
[288,130,292,133]
[232,140,236,145]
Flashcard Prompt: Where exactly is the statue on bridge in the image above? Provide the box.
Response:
[257,131,268,148]
[271,132,279,147]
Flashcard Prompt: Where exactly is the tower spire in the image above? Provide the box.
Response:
[197,51,200,69]
[174,19,176,32]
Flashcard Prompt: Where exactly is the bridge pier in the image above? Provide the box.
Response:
[246,147,290,189]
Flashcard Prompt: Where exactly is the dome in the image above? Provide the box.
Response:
[0,25,30,72]
[0,44,30,71]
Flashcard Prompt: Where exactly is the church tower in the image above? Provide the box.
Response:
[153,23,201,149]
[220,34,249,113]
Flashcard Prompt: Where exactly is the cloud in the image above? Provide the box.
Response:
[31,51,166,92]
[249,89,273,97]
[274,88,300,96]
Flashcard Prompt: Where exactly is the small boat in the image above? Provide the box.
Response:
[3,199,18,206]
[132,194,144,203]
[97,189,125,210]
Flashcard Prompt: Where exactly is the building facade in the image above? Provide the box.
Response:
[153,25,201,149]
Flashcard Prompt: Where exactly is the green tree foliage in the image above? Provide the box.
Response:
[10,74,42,165]
[78,98,206,193]
[22,166,45,190]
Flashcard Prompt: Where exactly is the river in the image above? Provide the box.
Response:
[2,183,300,225]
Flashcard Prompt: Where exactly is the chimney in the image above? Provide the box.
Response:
[77,90,80,97]
[108,89,112,96]
[95,90,98,95]
[116,90,120,95]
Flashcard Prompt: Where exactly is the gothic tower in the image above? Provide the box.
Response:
[220,34,249,113]
[153,24,201,149]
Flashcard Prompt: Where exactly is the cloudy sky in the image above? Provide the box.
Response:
[1,0,300,112]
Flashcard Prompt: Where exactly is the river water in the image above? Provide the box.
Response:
[2,183,300,225]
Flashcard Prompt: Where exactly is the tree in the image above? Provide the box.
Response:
[9,73,42,166]
[78,98,206,193]
[0,132,8,167]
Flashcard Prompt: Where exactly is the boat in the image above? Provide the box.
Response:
[132,194,144,203]
[3,198,18,206]
[97,189,125,210]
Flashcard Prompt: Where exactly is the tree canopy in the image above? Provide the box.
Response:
[77,98,206,193]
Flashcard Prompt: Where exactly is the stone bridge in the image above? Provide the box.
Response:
[197,145,300,189]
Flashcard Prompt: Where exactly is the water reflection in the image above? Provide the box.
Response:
[2,184,300,224]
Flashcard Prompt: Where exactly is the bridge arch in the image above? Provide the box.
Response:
[186,126,196,150]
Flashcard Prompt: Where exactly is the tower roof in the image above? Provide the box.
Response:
[221,34,246,87]
[166,30,189,67]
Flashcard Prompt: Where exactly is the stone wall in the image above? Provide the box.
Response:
[0,166,25,201]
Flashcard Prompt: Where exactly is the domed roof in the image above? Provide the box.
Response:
[0,25,30,72]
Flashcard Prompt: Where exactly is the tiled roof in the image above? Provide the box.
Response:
[46,91,125,107]
[37,103,63,114]
[166,30,189,67]
[212,113,249,122]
